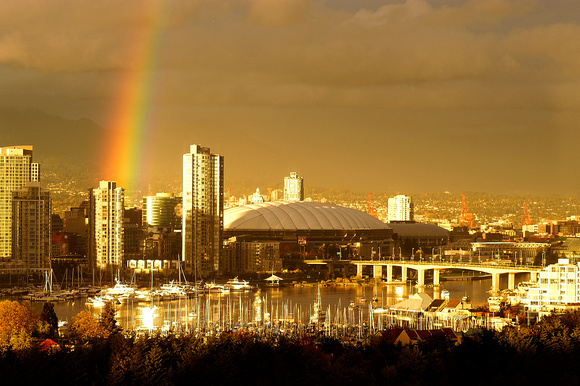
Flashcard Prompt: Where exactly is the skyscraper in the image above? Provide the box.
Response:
[182,145,224,277]
[388,194,414,222]
[283,172,304,202]
[12,182,51,271]
[0,146,39,259]
[89,181,124,270]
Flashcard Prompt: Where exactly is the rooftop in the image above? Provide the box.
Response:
[224,201,390,231]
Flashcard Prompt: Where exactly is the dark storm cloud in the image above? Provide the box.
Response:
[0,0,578,193]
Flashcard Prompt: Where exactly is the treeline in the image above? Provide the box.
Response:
[3,304,580,385]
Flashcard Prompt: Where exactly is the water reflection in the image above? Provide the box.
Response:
[30,279,497,333]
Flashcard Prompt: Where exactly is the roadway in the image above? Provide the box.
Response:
[304,258,542,291]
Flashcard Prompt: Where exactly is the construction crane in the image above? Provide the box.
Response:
[522,202,532,226]
[367,193,378,218]
[459,193,473,228]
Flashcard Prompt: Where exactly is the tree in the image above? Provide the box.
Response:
[70,310,102,340]
[70,302,122,341]
[100,302,121,338]
[0,300,39,352]
[39,301,58,338]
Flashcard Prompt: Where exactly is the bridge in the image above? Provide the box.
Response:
[304,259,542,291]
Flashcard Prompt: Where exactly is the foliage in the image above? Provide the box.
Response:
[39,301,59,339]
[0,300,39,352]
[70,302,121,340]
[100,302,122,338]
[70,310,103,340]
[6,309,580,384]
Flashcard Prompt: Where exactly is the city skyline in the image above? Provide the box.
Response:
[1,1,580,194]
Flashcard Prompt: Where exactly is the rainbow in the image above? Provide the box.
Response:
[100,2,166,197]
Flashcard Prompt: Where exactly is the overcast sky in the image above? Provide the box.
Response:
[1,0,579,194]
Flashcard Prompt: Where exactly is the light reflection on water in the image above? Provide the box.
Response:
[28,278,501,332]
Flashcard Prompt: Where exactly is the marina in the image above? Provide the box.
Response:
[1,276,513,339]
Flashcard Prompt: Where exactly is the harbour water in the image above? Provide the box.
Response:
[25,277,507,333]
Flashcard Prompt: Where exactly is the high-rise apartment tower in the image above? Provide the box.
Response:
[387,194,414,222]
[0,146,39,259]
[283,172,304,202]
[182,145,224,277]
[12,182,51,271]
[89,181,124,270]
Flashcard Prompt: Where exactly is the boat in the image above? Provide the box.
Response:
[86,295,119,307]
[309,284,326,324]
[103,279,136,297]
[225,277,252,291]
[159,280,190,298]
[204,282,228,293]
[101,279,136,303]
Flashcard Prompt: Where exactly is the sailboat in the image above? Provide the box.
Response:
[28,269,60,301]
[310,284,326,324]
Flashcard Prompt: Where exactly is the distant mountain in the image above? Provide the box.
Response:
[0,106,106,178]
[0,106,105,163]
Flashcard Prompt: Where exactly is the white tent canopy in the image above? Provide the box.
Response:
[265,275,283,282]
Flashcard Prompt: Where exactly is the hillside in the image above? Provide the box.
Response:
[0,106,105,167]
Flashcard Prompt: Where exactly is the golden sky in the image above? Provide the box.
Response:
[1,0,579,194]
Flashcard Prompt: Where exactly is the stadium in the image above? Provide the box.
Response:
[222,201,397,274]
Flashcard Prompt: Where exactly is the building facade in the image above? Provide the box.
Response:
[388,194,414,222]
[11,182,51,271]
[283,172,304,202]
[0,146,39,259]
[182,145,224,277]
[522,259,580,317]
[222,239,282,274]
[89,181,124,270]
[143,193,182,230]
[470,241,549,265]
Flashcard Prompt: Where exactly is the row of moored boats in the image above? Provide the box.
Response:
[86,277,254,307]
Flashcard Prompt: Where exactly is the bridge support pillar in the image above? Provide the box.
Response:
[386,265,393,283]
[433,269,441,287]
[401,267,408,283]
[344,264,353,277]
[508,272,515,290]
[417,269,425,287]
[373,265,383,279]
[529,271,538,282]
[491,273,500,292]
[327,263,334,276]
[356,264,363,278]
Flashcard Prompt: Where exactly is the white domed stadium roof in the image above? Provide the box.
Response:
[224,201,389,231]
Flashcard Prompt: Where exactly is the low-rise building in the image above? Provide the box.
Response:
[522,258,580,318]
